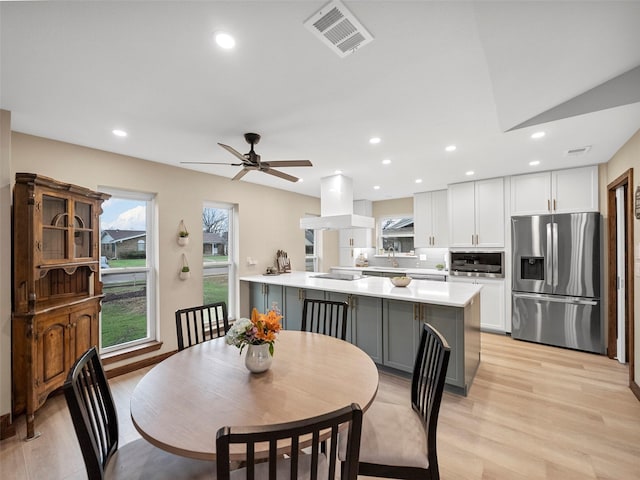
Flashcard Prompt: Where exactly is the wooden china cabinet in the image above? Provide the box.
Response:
[11,173,110,439]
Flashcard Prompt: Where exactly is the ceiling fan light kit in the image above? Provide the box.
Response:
[182,132,312,183]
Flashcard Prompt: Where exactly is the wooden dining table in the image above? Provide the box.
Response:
[130,330,380,460]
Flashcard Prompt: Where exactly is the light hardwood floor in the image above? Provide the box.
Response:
[1,333,639,479]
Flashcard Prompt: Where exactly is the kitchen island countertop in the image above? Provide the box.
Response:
[239,271,480,308]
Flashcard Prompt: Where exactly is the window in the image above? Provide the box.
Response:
[379,216,414,253]
[305,228,318,272]
[203,203,236,318]
[99,189,156,351]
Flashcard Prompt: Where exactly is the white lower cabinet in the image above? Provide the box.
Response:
[448,277,505,332]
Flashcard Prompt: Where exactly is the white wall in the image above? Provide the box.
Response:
[1,131,323,417]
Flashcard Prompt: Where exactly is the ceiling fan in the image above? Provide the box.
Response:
[181,133,313,182]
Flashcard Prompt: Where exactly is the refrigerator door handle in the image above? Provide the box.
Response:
[513,292,598,306]
[546,223,553,287]
[552,222,558,287]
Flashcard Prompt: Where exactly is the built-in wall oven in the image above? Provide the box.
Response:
[449,251,505,278]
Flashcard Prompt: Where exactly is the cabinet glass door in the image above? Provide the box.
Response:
[73,201,93,258]
[42,195,69,260]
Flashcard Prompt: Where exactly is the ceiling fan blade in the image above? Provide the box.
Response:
[232,168,250,181]
[263,168,300,183]
[180,161,243,166]
[218,143,249,163]
[262,160,313,168]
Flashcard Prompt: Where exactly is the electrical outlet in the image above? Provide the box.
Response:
[419,254,427,261]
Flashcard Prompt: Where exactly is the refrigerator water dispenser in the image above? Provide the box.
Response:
[520,257,544,280]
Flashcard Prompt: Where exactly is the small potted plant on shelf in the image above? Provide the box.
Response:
[435,263,445,271]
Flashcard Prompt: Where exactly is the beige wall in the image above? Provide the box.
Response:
[1,111,12,419]
[1,132,322,418]
[372,197,413,219]
[605,128,640,387]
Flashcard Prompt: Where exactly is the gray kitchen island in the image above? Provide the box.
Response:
[239,271,482,395]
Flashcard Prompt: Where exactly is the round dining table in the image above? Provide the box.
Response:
[130,330,379,460]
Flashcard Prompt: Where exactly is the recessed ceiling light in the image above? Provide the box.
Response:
[529,160,540,166]
[373,185,380,190]
[445,145,456,152]
[415,179,423,184]
[335,170,343,174]
[531,131,545,139]
[112,129,127,137]
[215,32,235,49]
[297,178,304,183]
[382,159,391,165]
[465,170,474,176]
[369,137,381,145]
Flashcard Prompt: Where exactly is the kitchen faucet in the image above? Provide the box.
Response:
[387,247,399,268]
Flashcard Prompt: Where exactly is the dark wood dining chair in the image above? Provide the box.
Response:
[217,403,362,480]
[63,347,214,479]
[175,301,230,351]
[301,298,349,341]
[339,323,451,480]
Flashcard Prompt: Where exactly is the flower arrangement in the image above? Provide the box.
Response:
[226,307,283,356]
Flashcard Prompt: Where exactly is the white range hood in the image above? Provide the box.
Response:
[300,174,375,230]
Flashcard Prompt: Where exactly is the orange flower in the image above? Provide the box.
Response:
[250,307,282,343]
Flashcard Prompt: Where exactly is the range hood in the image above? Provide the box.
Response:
[300,174,375,230]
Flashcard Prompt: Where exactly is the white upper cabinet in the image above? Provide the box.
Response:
[511,166,598,215]
[339,200,372,256]
[413,190,448,248]
[449,177,504,248]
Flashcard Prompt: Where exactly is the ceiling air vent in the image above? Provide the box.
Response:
[304,0,373,58]
[565,146,592,156]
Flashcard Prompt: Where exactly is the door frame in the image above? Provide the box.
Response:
[607,168,636,396]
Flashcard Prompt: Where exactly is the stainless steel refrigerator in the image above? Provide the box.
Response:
[511,212,603,353]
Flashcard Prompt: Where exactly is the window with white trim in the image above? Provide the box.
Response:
[305,228,319,272]
[99,189,156,352]
[203,203,236,318]
[378,216,415,253]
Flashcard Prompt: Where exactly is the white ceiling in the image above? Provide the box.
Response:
[2,1,640,201]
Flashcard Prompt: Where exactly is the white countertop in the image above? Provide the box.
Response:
[240,271,480,307]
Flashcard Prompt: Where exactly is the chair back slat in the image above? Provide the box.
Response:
[63,347,119,479]
[411,323,451,479]
[175,301,229,350]
[301,299,348,341]
[216,404,363,480]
